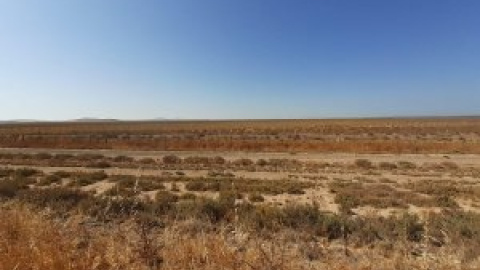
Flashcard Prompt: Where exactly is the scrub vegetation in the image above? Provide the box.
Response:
[1,119,480,269]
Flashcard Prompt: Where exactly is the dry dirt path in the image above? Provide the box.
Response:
[2,147,480,166]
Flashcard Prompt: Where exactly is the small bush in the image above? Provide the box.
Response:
[34,152,52,160]
[15,168,39,178]
[86,161,111,168]
[110,175,165,192]
[248,193,265,203]
[0,180,25,198]
[53,171,72,178]
[162,155,181,164]
[155,190,178,204]
[379,162,397,170]
[441,161,459,170]
[154,190,179,214]
[53,153,74,160]
[355,159,374,169]
[104,185,136,197]
[70,171,108,186]
[256,159,268,166]
[37,174,62,186]
[287,186,306,195]
[76,154,105,161]
[397,161,417,169]
[183,156,210,165]
[335,194,360,214]
[435,195,459,208]
[0,168,13,178]
[113,155,134,162]
[233,158,254,166]
[18,187,91,213]
[170,182,180,192]
[179,192,196,200]
[198,198,233,223]
[139,158,157,165]
[185,181,207,191]
[212,156,226,164]
[185,180,222,192]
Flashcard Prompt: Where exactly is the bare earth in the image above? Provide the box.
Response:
[2,147,480,216]
[2,147,480,165]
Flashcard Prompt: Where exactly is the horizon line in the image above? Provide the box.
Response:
[1,114,480,124]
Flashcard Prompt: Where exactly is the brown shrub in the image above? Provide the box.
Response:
[355,159,374,169]
[162,155,181,164]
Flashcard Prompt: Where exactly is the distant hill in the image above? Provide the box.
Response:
[1,115,479,124]
[71,118,120,123]
[0,119,42,124]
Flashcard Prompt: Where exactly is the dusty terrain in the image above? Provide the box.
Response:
[1,119,480,269]
[1,118,480,153]
[1,147,480,215]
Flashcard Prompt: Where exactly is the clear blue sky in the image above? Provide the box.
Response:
[1,0,479,120]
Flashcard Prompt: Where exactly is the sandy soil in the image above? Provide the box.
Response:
[2,147,480,166]
[2,147,480,216]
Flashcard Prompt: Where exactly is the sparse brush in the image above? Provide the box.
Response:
[248,193,265,203]
[355,159,374,169]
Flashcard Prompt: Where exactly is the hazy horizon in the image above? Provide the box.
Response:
[3,114,480,123]
[1,0,479,120]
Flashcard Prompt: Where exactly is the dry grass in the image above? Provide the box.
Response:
[1,119,480,153]
[1,117,480,269]
[329,181,457,213]
[0,204,479,270]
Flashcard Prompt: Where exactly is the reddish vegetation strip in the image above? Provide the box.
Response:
[0,119,479,153]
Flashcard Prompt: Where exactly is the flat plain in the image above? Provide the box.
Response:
[1,118,480,270]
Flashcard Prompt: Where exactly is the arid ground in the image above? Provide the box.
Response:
[1,119,480,269]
